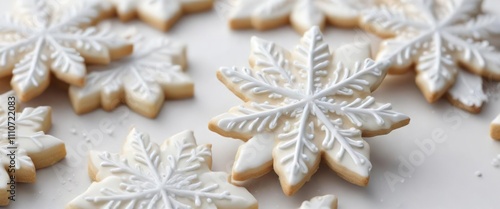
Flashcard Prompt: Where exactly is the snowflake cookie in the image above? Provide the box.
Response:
[67,128,258,209]
[0,91,66,206]
[361,0,500,113]
[0,0,133,102]
[209,26,410,195]
[227,0,375,34]
[108,0,213,31]
[299,195,338,209]
[69,37,193,118]
[491,114,500,140]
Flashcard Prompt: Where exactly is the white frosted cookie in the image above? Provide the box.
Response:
[49,0,115,21]
[0,91,66,206]
[209,26,410,195]
[361,0,500,113]
[299,195,338,209]
[69,37,193,118]
[0,0,133,102]
[228,0,375,34]
[108,0,213,31]
[66,128,258,209]
[491,115,500,140]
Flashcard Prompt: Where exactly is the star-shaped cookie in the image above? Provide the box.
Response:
[361,0,500,113]
[299,195,337,209]
[0,0,132,101]
[0,91,66,206]
[69,37,193,118]
[67,128,257,209]
[209,27,410,195]
[228,0,374,34]
[108,0,213,31]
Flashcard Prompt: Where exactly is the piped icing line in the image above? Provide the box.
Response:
[361,0,500,112]
[66,128,257,209]
[69,37,193,118]
[0,91,66,206]
[0,0,132,101]
[209,26,410,195]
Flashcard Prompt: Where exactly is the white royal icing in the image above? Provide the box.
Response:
[299,195,338,209]
[361,0,500,110]
[0,91,66,205]
[493,115,500,126]
[0,0,129,101]
[211,27,409,191]
[108,0,212,27]
[229,0,372,33]
[232,133,274,176]
[447,70,487,108]
[67,128,257,209]
[69,37,193,117]
[0,91,65,168]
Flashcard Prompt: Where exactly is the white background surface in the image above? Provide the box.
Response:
[1,0,500,208]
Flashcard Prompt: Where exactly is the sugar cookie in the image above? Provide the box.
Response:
[228,0,375,34]
[299,195,337,209]
[108,0,213,31]
[209,27,410,195]
[67,128,258,209]
[491,114,500,140]
[0,0,133,101]
[361,0,500,113]
[69,37,193,118]
[0,91,66,206]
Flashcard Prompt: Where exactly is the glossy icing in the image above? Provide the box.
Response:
[67,128,257,209]
[362,0,500,110]
[229,0,372,33]
[299,195,337,209]
[210,27,409,194]
[0,0,129,101]
[0,91,66,206]
[69,37,193,118]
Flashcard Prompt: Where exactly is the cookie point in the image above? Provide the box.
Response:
[175,130,195,138]
[250,36,266,46]
[309,25,321,32]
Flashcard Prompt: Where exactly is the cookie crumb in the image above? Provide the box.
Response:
[492,158,500,168]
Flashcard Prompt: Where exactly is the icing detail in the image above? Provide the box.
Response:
[108,0,212,29]
[0,92,65,163]
[69,37,193,117]
[299,195,338,209]
[67,128,257,209]
[229,0,372,33]
[233,133,274,175]
[291,0,324,32]
[447,70,487,108]
[362,0,500,110]
[212,27,409,191]
[0,91,66,205]
[0,0,129,101]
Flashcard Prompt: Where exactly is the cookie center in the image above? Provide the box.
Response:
[38,29,49,38]
[436,21,448,29]
[303,96,317,105]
